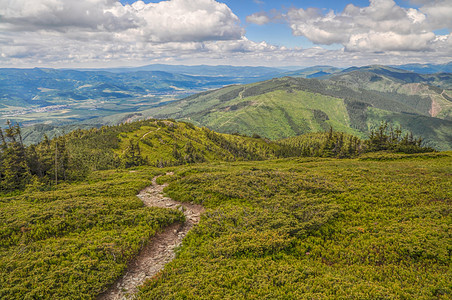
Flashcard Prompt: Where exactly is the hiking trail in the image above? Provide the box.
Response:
[98,172,204,300]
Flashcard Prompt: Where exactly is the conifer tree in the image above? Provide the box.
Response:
[1,122,30,191]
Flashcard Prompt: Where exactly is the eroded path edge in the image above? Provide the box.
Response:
[98,172,204,300]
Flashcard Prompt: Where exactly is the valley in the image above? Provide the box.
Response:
[3,64,450,150]
[0,66,281,130]
[2,0,451,298]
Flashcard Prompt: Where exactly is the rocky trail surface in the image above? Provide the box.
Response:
[98,173,204,300]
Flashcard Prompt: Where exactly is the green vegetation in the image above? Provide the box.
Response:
[0,168,184,298]
[0,118,448,299]
[139,75,452,150]
[278,129,364,158]
[0,119,283,193]
[366,108,452,151]
[0,119,435,193]
[138,153,451,299]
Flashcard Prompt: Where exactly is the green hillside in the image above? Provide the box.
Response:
[335,65,452,89]
[137,153,451,299]
[165,88,357,140]
[329,66,452,120]
[0,118,449,298]
[139,76,452,150]
[2,118,430,195]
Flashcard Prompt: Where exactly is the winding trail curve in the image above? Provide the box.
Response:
[98,173,204,300]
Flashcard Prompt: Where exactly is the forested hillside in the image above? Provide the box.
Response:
[139,74,452,150]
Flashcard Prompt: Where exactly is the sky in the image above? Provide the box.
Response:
[0,0,451,68]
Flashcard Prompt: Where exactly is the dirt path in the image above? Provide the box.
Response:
[140,127,160,140]
[98,173,204,300]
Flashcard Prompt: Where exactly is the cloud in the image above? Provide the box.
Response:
[0,0,250,67]
[419,0,452,29]
[0,0,244,42]
[286,0,450,52]
[0,0,450,68]
[246,12,271,25]
[0,0,139,32]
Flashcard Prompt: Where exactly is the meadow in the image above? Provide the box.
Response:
[0,119,450,299]
[139,153,451,299]
[0,168,184,298]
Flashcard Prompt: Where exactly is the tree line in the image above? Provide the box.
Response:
[0,120,434,193]
[0,121,87,193]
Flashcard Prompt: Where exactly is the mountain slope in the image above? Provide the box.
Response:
[329,65,452,90]
[1,116,448,298]
[328,66,452,120]
[138,153,451,299]
[138,76,452,150]
[392,61,452,74]
[148,83,358,139]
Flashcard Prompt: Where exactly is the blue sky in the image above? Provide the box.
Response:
[117,0,446,49]
[0,0,451,68]
[118,0,385,48]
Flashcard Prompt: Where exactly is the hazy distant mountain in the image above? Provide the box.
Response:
[78,64,285,78]
[390,62,452,74]
[327,65,452,90]
[282,66,343,78]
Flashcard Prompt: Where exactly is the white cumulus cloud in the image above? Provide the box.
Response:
[0,0,244,42]
[0,0,248,67]
[286,0,451,52]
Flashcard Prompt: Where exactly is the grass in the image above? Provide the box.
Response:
[1,117,451,299]
[151,89,360,140]
[138,152,451,299]
[0,168,184,299]
[1,150,450,298]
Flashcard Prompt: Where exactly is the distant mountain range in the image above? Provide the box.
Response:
[78,64,284,78]
[1,63,451,149]
[79,61,452,76]
[390,62,452,74]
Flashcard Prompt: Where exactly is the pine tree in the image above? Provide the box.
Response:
[1,122,30,192]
